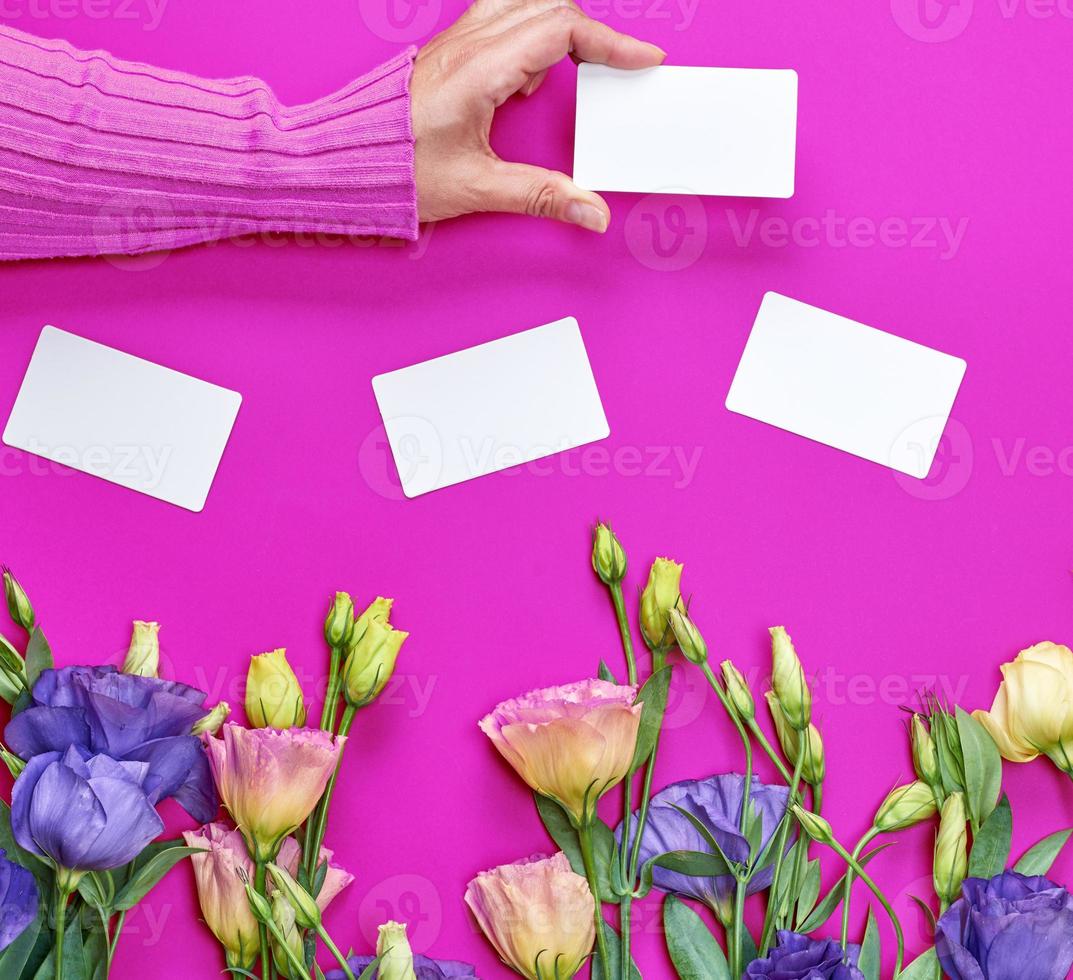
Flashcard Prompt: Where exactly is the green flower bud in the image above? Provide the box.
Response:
[591,523,627,586]
[324,592,354,649]
[245,882,274,925]
[766,692,825,785]
[639,558,683,652]
[376,921,418,980]
[770,626,811,730]
[122,620,160,678]
[2,568,34,632]
[343,617,408,707]
[721,661,755,722]
[911,714,941,789]
[873,780,938,832]
[191,701,231,736]
[270,890,303,980]
[933,792,969,905]
[0,744,25,778]
[266,863,320,930]
[669,607,707,666]
[793,805,834,845]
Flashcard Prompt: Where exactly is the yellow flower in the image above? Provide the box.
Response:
[873,781,937,832]
[770,626,811,730]
[639,558,683,652]
[342,617,408,707]
[376,921,418,980]
[122,621,160,678]
[973,642,1073,773]
[246,649,306,729]
[933,793,968,905]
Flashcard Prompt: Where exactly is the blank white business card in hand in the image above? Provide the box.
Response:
[3,326,241,512]
[574,64,798,198]
[726,293,967,478]
[372,318,609,498]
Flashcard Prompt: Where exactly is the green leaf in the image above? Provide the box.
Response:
[956,708,1002,828]
[23,629,52,689]
[355,956,381,980]
[630,667,672,772]
[591,921,641,980]
[896,947,938,979]
[794,860,822,928]
[1014,829,1072,876]
[667,803,740,875]
[33,910,84,980]
[598,661,618,684]
[795,843,894,933]
[637,850,731,898]
[663,895,730,980]
[112,845,202,912]
[533,795,617,902]
[858,908,880,980]
[968,795,1012,879]
[0,911,42,979]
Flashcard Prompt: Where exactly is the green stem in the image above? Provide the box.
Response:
[255,862,275,980]
[840,827,880,949]
[607,582,637,980]
[745,717,794,785]
[263,920,314,980]
[829,840,905,976]
[304,706,356,881]
[627,650,669,881]
[53,884,69,980]
[107,908,126,966]
[316,924,356,980]
[579,822,612,980]
[759,752,806,956]
[730,877,748,979]
[319,645,343,731]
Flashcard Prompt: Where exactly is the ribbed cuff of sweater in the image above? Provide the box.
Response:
[0,25,418,261]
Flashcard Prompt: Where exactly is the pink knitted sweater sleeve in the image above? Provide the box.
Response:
[0,25,418,261]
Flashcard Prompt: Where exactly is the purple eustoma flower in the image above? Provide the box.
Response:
[0,849,37,952]
[4,666,217,822]
[936,871,1073,980]
[746,932,865,980]
[326,955,477,979]
[620,774,790,918]
[11,745,165,871]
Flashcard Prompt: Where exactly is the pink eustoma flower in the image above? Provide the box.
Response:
[202,724,344,861]
[183,823,260,970]
[465,853,595,980]
[479,679,642,823]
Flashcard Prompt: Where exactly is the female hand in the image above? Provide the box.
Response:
[410,0,666,233]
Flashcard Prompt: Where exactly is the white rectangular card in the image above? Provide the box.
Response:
[574,64,798,198]
[725,293,967,478]
[372,318,609,498]
[3,326,241,512]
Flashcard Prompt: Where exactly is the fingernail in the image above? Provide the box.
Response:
[566,201,609,233]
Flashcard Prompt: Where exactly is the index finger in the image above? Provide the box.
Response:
[482,6,665,98]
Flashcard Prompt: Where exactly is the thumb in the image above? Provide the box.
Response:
[482,159,610,232]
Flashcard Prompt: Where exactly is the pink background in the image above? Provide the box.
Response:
[2,0,1073,976]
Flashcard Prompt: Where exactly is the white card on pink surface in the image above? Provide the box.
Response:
[726,293,967,478]
[3,326,241,512]
[371,318,609,498]
[573,64,798,198]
